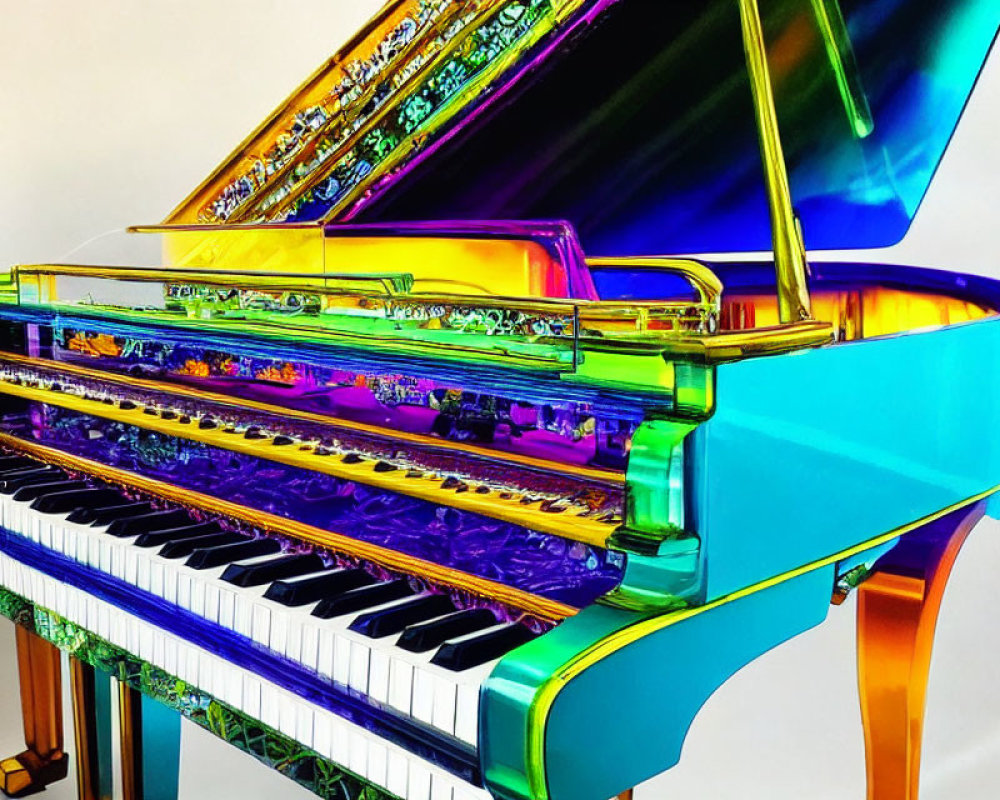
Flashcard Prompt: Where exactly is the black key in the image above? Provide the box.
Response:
[272,436,294,446]
[134,521,221,548]
[397,609,497,653]
[106,509,193,538]
[0,467,64,493]
[222,553,325,588]
[264,568,374,607]
[185,538,280,570]
[0,464,55,479]
[12,480,86,503]
[30,488,121,514]
[198,418,217,429]
[349,594,456,639]
[431,624,535,671]
[0,456,33,471]
[159,531,247,560]
[312,580,413,619]
[68,501,151,526]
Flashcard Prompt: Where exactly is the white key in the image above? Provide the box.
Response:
[0,501,497,800]
[348,730,368,776]
[243,676,262,720]
[348,641,370,696]
[407,762,432,800]
[430,775,454,800]
[295,702,314,750]
[387,750,410,798]
[313,712,333,760]
[368,649,391,705]
[368,742,388,787]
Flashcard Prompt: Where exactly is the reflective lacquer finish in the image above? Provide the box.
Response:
[1,1,998,800]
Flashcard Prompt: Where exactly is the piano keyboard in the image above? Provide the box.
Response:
[0,360,625,547]
[0,549,488,800]
[0,449,557,798]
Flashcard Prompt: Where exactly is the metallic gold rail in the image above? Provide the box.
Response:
[12,262,714,320]
[0,433,575,623]
[0,379,617,548]
[0,352,623,487]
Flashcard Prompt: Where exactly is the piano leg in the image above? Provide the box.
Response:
[71,660,114,800]
[856,502,984,800]
[118,683,181,800]
[0,627,68,797]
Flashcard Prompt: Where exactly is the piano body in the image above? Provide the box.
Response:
[0,1,998,799]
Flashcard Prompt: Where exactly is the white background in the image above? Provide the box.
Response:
[1,2,999,798]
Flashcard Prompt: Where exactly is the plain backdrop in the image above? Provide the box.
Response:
[1,2,999,798]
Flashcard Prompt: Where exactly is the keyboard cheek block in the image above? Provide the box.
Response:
[0,529,482,785]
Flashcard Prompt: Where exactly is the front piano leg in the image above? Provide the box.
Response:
[0,627,68,796]
[856,502,985,800]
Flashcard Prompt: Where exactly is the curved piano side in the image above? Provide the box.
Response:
[480,565,835,800]
[482,261,1000,800]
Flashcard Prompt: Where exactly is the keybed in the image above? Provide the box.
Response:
[0,432,575,623]
[0,364,623,548]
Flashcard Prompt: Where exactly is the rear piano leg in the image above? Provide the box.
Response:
[71,660,114,800]
[856,502,985,800]
[118,684,181,800]
[0,628,68,796]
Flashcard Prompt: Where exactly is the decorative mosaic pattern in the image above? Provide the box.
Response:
[385,300,576,338]
[205,0,458,222]
[0,588,396,800]
[282,0,549,222]
[158,283,581,341]
[53,325,635,470]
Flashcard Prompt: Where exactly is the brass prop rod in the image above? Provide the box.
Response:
[738,0,813,323]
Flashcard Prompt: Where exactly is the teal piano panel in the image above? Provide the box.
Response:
[693,315,1000,601]
[541,566,834,800]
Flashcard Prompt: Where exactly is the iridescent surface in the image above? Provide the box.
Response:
[343,0,998,253]
[49,325,636,471]
[26,405,624,607]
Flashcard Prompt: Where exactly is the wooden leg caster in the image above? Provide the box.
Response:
[0,627,67,797]
[856,502,984,800]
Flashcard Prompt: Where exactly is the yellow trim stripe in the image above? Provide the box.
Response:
[0,433,575,623]
[0,378,617,548]
[525,485,999,798]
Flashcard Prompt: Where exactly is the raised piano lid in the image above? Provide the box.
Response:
[161,0,998,255]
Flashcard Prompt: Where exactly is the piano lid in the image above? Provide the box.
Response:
[164,0,998,255]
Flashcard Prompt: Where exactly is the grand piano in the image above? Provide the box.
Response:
[0,1,998,800]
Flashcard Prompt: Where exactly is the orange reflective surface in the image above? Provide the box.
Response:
[856,503,985,800]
